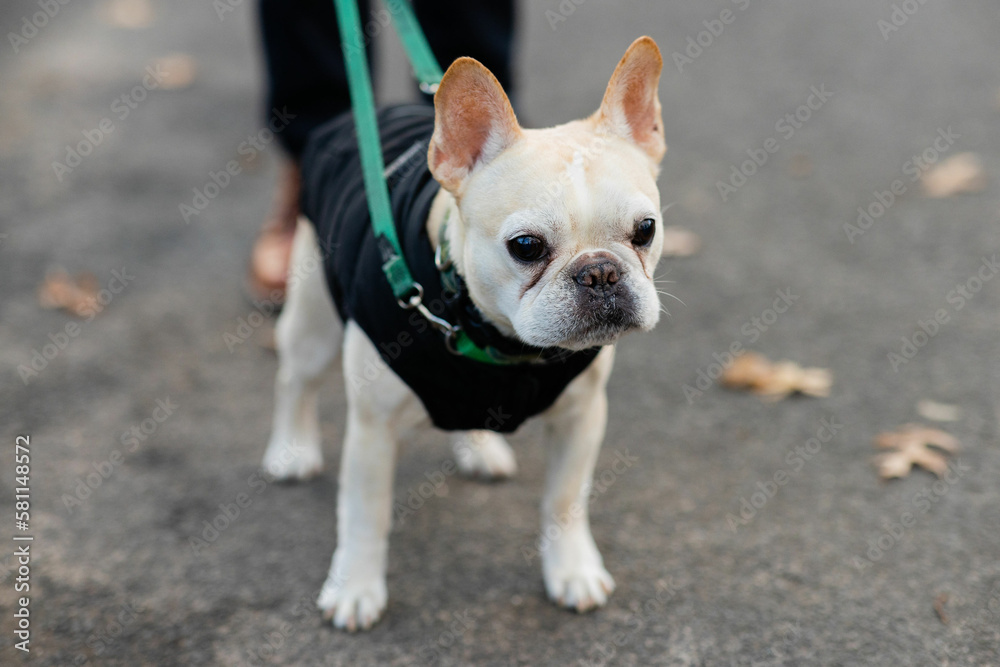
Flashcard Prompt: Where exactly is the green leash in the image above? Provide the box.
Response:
[332,0,507,365]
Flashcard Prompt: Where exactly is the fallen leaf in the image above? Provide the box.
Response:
[99,0,154,29]
[916,399,961,423]
[721,352,832,400]
[922,152,987,198]
[873,424,959,479]
[150,54,198,90]
[933,592,949,625]
[788,153,813,179]
[37,270,99,317]
[660,226,701,257]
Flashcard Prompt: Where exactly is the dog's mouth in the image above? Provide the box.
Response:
[555,298,642,350]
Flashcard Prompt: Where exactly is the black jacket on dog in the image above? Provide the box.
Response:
[300,105,600,433]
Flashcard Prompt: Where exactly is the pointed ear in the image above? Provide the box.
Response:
[428,57,522,193]
[593,36,666,163]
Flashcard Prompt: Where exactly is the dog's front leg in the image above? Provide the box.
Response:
[317,322,419,631]
[539,346,617,612]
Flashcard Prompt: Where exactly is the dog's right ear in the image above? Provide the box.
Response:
[428,58,522,195]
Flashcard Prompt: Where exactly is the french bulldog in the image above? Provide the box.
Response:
[262,36,667,631]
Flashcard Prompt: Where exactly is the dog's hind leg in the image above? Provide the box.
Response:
[262,218,341,481]
[451,431,517,479]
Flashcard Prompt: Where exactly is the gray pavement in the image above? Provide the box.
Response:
[1,0,999,665]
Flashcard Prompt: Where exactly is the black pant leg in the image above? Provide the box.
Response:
[258,0,372,159]
[412,0,516,94]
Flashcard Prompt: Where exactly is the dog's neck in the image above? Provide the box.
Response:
[425,187,519,340]
[426,187,463,274]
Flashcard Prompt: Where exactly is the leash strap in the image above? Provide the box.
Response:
[332,0,419,301]
[385,0,443,92]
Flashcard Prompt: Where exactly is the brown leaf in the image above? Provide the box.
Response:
[933,593,949,625]
[873,424,959,479]
[787,153,813,179]
[720,352,832,400]
[921,152,987,198]
[660,226,701,258]
[99,0,154,29]
[37,270,99,317]
[150,54,198,91]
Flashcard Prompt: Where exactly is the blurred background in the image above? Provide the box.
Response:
[1,0,998,664]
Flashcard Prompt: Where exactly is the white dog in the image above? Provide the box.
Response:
[262,36,667,631]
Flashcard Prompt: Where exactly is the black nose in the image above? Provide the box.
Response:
[575,261,620,289]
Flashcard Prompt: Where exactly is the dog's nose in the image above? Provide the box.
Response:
[575,261,620,289]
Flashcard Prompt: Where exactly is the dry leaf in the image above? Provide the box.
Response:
[933,592,949,625]
[37,270,99,317]
[660,226,701,257]
[922,152,987,198]
[150,54,198,91]
[721,352,832,400]
[916,399,961,423]
[874,424,959,479]
[788,153,813,179]
[100,0,153,29]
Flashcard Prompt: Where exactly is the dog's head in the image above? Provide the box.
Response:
[428,37,666,350]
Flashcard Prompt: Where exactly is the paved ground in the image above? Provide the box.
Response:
[2,0,999,665]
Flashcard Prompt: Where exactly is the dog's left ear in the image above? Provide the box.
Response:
[593,36,666,164]
[429,57,522,194]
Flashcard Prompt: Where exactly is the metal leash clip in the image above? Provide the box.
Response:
[396,282,461,354]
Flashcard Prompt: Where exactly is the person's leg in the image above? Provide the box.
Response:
[251,0,370,302]
[413,0,516,94]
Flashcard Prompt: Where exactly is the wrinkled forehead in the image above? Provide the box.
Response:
[461,124,661,237]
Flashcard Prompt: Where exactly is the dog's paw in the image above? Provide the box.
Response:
[261,439,323,481]
[317,571,387,632]
[544,563,616,613]
[452,431,517,480]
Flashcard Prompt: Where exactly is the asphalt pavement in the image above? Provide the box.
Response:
[1,0,999,665]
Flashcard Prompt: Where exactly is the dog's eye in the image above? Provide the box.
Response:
[507,235,548,262]
[632,218,656,247]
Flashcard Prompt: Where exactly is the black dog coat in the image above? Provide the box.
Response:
[300,105,600,432]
